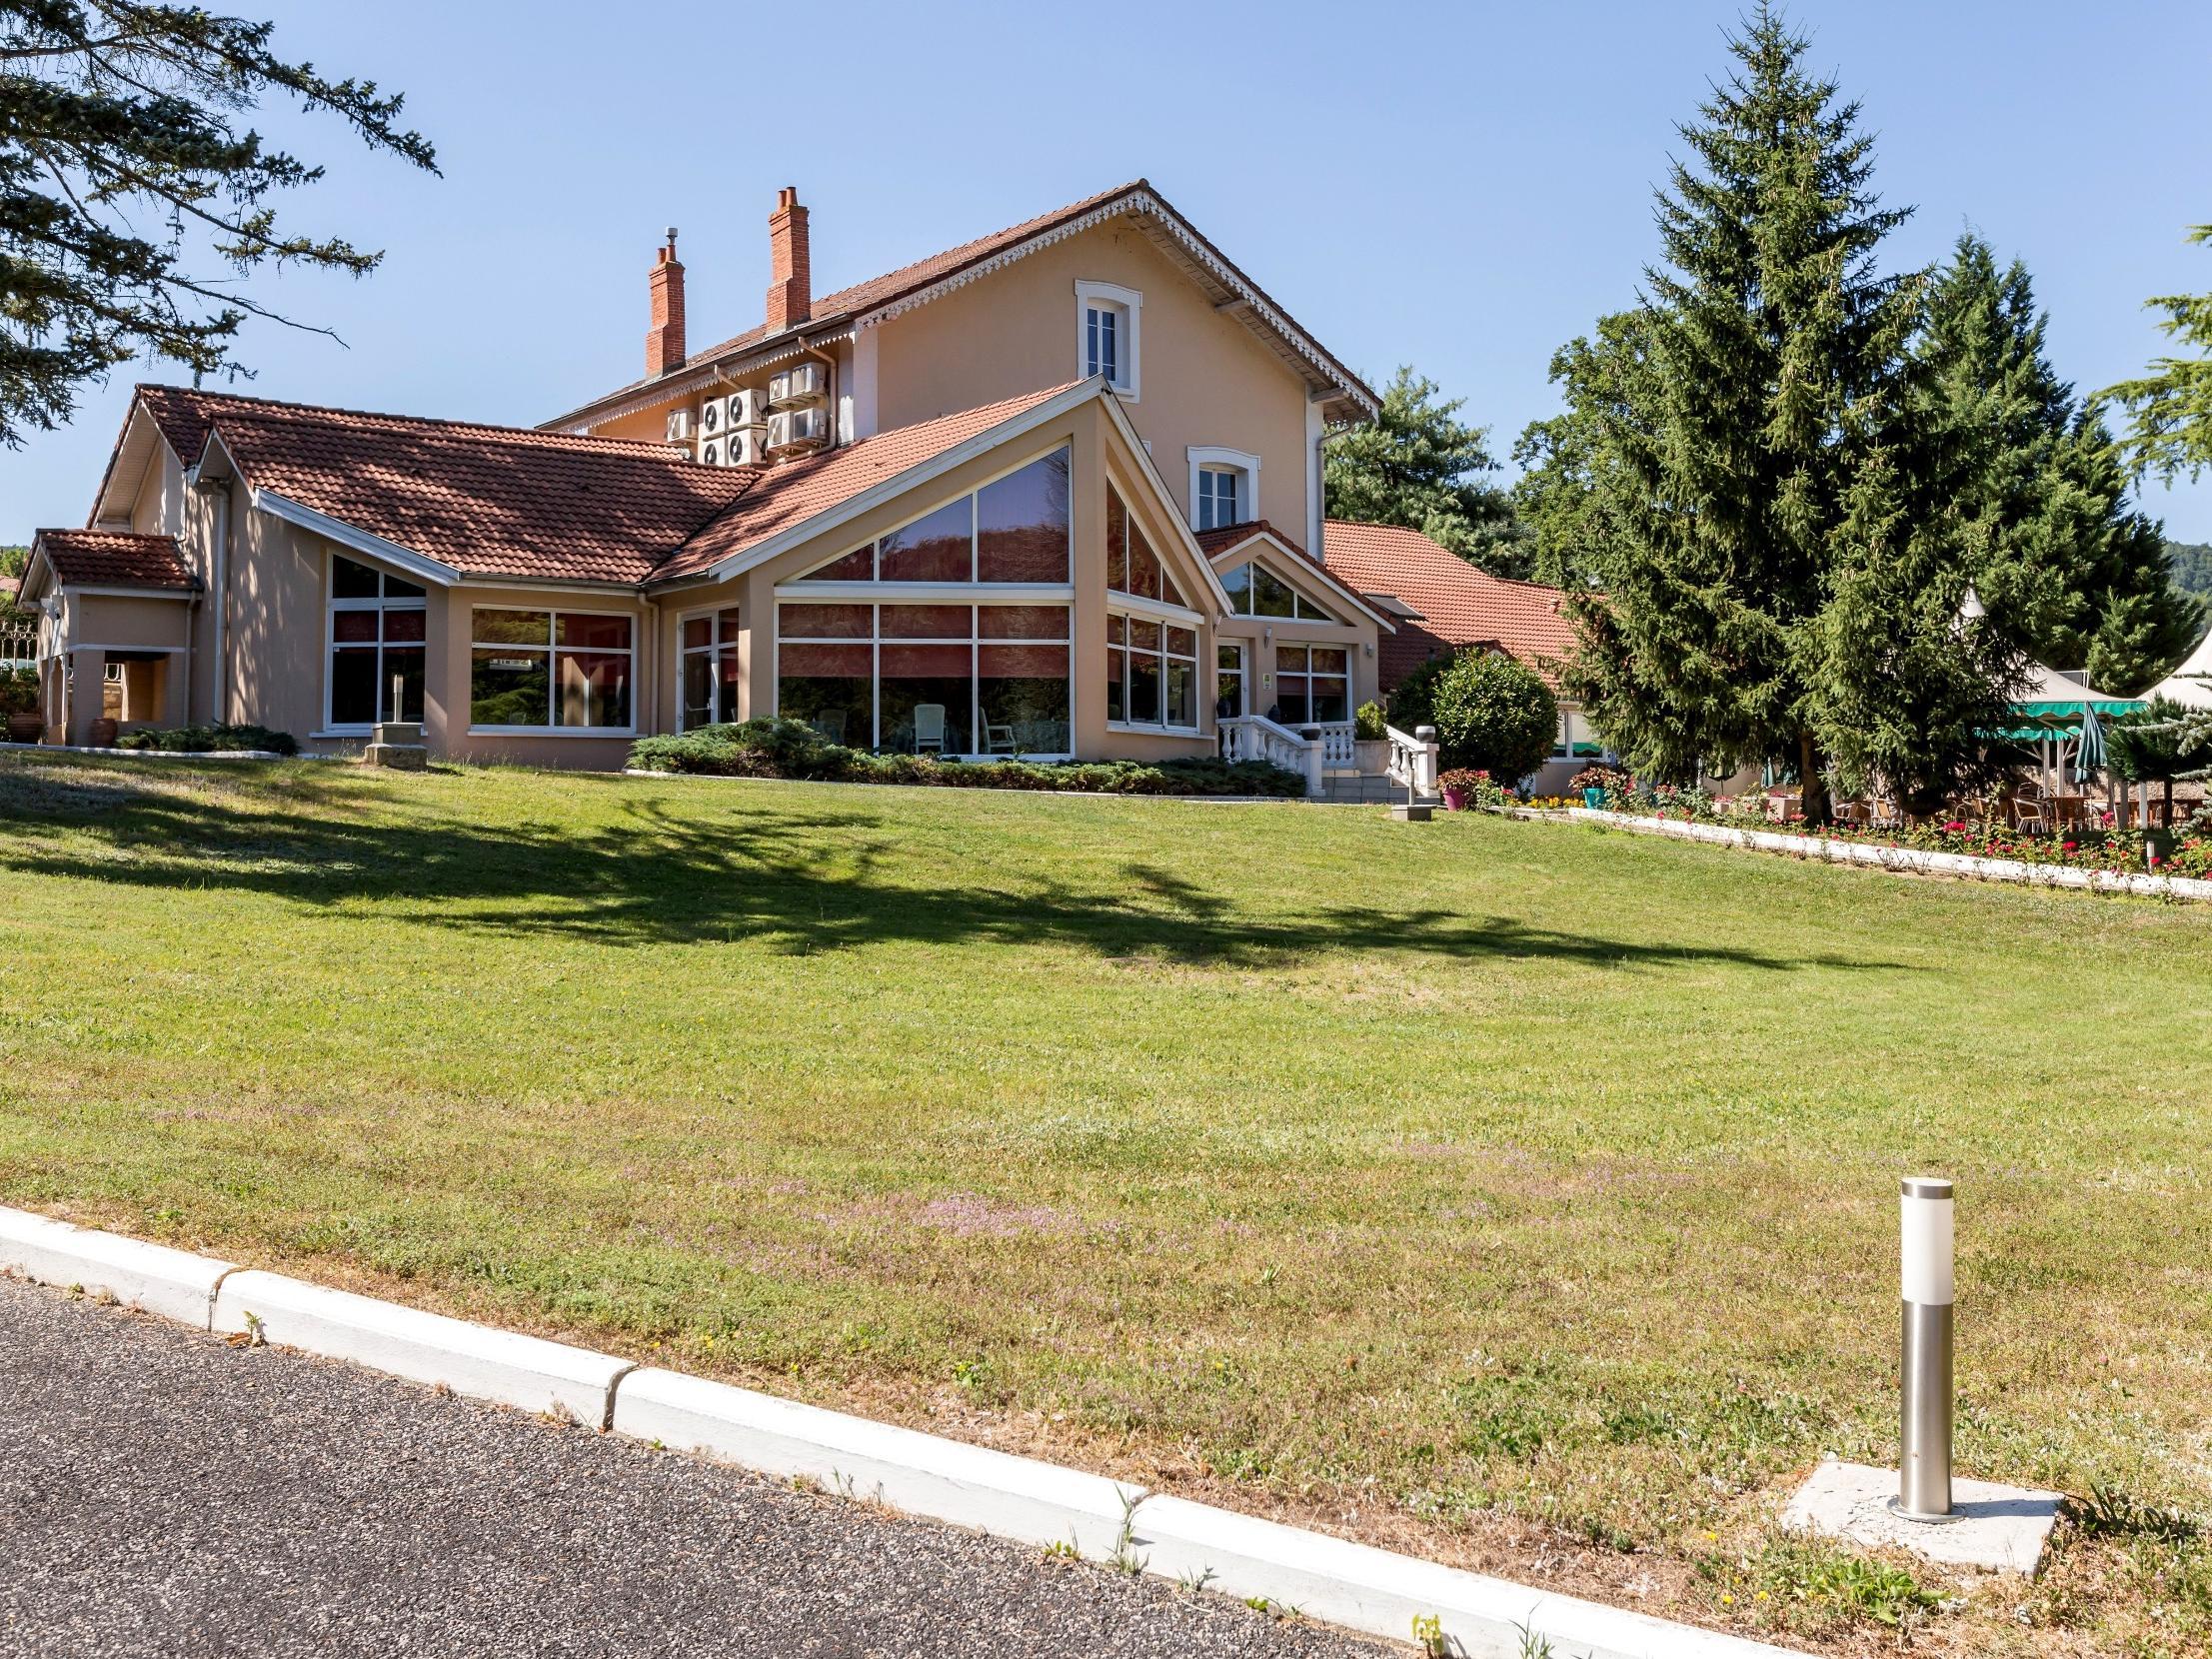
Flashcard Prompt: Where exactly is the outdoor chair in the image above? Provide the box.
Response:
[2010,786,2048,835]
[984,721,1018,756]
[912,704,952,756]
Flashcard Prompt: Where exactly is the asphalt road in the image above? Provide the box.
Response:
[0,1275,1393,1658]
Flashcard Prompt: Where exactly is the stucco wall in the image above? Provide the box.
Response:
[225,512,335,744]
[872,224,1310,536]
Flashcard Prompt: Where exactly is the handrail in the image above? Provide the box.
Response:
[1383,723,1440,797]
[1219,714,1324,798]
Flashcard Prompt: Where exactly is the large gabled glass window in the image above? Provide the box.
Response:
[326,553,425,730]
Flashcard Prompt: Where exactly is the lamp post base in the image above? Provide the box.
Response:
[1783,1457,2060,1576]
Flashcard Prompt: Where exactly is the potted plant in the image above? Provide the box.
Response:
[1438,767,1485,812]
[1351,700,1390,776]
[1570,762,1626,812]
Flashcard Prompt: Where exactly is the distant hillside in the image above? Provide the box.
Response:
[2170,540,2212,602]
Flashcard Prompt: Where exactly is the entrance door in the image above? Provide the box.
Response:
[1215,642,1248,722]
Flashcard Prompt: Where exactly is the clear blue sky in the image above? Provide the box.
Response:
[8,0,2211,544]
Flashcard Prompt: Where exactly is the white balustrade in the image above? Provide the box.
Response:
[1219,715,1325,798]
[1384,723,1440,798]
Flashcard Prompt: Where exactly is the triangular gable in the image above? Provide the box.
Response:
[1097,395,1233,619]
[1205,527,1393,632]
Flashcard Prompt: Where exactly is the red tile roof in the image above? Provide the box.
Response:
[1320,520,1579,690]
[122,382,1085,591]
[32,529,198,591]
[1193,519,1313,563]
[655,382,1081,582]
[140,385,759,585]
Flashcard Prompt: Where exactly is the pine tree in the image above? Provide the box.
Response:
[1556,5,1923,818]
[1,3,438,445]
[1510,311,1656,592]
[1324,367,1523,576]
[1916,236,2193,692]
[2103,224,2212,485]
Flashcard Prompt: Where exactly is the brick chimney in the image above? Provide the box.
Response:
[647,227,685,377]
[765,186,811,334]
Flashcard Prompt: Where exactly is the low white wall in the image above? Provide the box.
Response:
[1566,809,2212,903]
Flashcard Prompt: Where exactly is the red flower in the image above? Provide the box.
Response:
[1943,821,1966,832]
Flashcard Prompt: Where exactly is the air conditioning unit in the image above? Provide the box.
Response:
[724,387,770,429]
[665,408,694,445]
[727,427,768,466]
[698,397,723,439]
[698,436,724,468]
[766,405,831,455]
[768,362,828,408]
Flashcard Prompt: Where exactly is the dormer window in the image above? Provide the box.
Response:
[1076,281,1141,399]
[1187,448,1260,531]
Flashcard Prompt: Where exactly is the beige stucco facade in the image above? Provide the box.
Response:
[35,190,1390,778]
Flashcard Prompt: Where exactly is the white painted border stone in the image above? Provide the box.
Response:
[2,1205,1806,1659]
[613,1367,1140,1559]
[1133,1496,1795,1659]
[210,1269,631,1426]
[0,1206,235,1326]
[1567,809,2212,902]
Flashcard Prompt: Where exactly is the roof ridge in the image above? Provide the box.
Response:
[677,180,1150,371]
[142,384,683,458]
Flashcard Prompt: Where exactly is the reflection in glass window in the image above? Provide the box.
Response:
[1220,559,1338,622]
[469,608,633,730]
[777,602,1071,757]
[1271,644,1349,726]
[1196,467,1241,531]
[790,448,1071,585]
[1105,611,1200,732]
[681,608,744,729]
[1106,485,1185,608]
[326,553,426,729]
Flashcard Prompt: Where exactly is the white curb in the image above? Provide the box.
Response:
[1,1204,1809,1658]
[0,1207,235,1327]
[613,1367,1139,1558]
[1134,1495,1792,1659]
[1568,808,2212,902]
[210,1269,633,1426]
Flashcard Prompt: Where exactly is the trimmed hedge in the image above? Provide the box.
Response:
[113,723,300,756]
[629,719,1306,798]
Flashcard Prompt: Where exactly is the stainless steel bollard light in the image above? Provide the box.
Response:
[1894,1175,1955,1521]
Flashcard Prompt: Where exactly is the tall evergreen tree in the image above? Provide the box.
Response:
[1510,310,1655,592]
[2103,224,2212,485]
[1324,366,1523,576]
[1915,236,2192,692]
[1554,5,1929,819]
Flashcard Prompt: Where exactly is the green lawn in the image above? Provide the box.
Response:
[3,754,2208,1652]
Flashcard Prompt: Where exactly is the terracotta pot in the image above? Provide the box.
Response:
[6,713,41,744]
[89,718,119,749]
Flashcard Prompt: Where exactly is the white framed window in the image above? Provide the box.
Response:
[1076,280,1141,400]
[1270,643,1349,726]
[1216,559,1339,623]
[1104,484,1202,734]
[325,552,427,732]
[679,606,744,730]
[1186,447,1259,532]
[469,607,634,733]
[1552,707,1611,762]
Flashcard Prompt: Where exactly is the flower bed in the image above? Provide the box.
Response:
[1575,781,2212,880]
[629,719,1307,798]
[1569,808,2212,901]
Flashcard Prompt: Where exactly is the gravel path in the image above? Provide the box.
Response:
[0,1274,1393,1658]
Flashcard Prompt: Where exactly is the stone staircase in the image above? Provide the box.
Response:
[1317,773,1436,807]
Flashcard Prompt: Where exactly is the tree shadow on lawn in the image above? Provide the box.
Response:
[0,762,1915,973]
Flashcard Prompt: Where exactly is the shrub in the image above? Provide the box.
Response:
[1352,700,1387,742]
[1425,651,1558,782]
[1385,655,1450,733]
[112,723,299,756]
[0,664,37,718]
[629,719,1306,798]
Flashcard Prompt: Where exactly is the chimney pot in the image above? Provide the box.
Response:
[647,229,686,377]
[766,187,812,334]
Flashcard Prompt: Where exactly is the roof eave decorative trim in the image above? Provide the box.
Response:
[545,327,860,434]
[248,488,462,589]
[855,190,1378,420]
